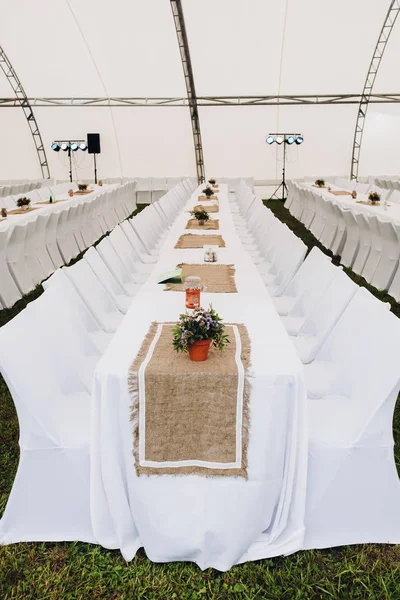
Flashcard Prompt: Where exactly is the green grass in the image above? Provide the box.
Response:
[0,201,400,599]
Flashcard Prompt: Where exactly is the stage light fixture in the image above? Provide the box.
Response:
[70,142,79,151]
[51,142,60,152]
[79,142,88,151]
[295,136,304,145]
[286,136,295,145]
[61,143,69,151]
[266,135,275,145]
[275,136,284,145]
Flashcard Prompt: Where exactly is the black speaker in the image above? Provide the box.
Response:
[87,133,101,154]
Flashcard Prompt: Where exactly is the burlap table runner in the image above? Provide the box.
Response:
[330,190,351,196]
[165,263,237,293]
[356,200,381,206]
[194,204,219,213]
[129,322,251,478]
[186,218,219,230]
[198,195,218,201]
[175,234,225,249]
[312,185,327,189]
[74,190,93,195]
[36,199,66,205]
[8,207,39,215]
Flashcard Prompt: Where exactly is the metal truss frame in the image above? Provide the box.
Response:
[0,45,50,179]
[170,0,205,184]
[1,93,400,108]
[350,0,400,180]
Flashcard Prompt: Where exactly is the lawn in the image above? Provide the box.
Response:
[0,200,399,599]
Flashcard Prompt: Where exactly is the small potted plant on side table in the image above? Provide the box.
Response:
[314,179,325,188]
[16,197,31,211]
[368,191,381,205]
[190,207,209,226]
[172,306,230,362]
[78,183,88,192]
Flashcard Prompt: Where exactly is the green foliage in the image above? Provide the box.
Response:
[202,187,214,197]
[208,178,216,185]
[190,208,210,222]
[172,306,230,353]
[314,179,325,187]
[78,183,88,191]
[369,191,381,203]
[16,196,30,208]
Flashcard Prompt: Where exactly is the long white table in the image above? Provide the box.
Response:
[0,184,118,234]
[301,182,400,225]
[91,184,308,571]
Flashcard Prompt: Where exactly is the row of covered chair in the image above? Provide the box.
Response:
[0,177,196,542]
[284,181,400,299]
[0,180,50,198]
[0,181,138,308]
[233,179,400,549]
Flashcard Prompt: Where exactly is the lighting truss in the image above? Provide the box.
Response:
[350,0,400,180]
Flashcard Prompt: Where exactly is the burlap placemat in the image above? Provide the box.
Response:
[175,234,225,249]
[129,322,251,478]
[185,218,219,230]
[356,200,381,206]
[198,195,218,201]
[330,190,352,196]
[194,204,219,213]
[36,199,67,205]
[165,263,237,293]
[74,190,93,195]
[8,207,39,215]
[312,185,327,189]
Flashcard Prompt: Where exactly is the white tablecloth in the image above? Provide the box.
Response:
[91,184,308,571]
[0,184,118,234]
[301,182,400,225]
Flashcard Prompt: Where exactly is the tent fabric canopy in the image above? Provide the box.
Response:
[0,0,397,180]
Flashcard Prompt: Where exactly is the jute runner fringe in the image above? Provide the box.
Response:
[198,195,218,201]
[356,200,381,206]
[128,322,251,478]
[330,190,351,196]
[194,204,219,213]
[185,218,219,231]
[165,263,237,293]
[175,234,225,249]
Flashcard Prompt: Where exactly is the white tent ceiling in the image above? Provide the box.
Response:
[0,0,397,180]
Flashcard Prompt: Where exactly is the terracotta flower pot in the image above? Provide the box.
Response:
[188,339,212,361]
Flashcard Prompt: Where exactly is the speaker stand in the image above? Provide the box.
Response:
[93,153,98,184]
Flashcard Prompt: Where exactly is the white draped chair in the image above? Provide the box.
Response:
[303,287,400,549]
[291,269,358,364]
[6,224,36,295]
[119,220,158,264]
[96,237,139,296]
[351,212,372,276]
[44,211,64,269]
[0,287,96,545]
[84,247,136,314]
[108,227,151,283]
[64,261,124,333]
[23,220,47,285]
[43,269,113,353]
[262,235,308,297]
[0,229,21,307]
[273,247,332,315]
[370,220,400,291]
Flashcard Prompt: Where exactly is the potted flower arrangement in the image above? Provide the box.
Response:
[78,183,88,191]
[190,207,209,226]
[172,305,230,362]
[314,179,325,188]
[16,196,31,210]
[202,186,214,198]
[368,191,381,204]
[208,178,216,185]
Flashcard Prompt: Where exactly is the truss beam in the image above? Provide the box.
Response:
[350,0,400,180]
[0,94,400,108]
[0,46,50,179]
[170,0,205,184]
